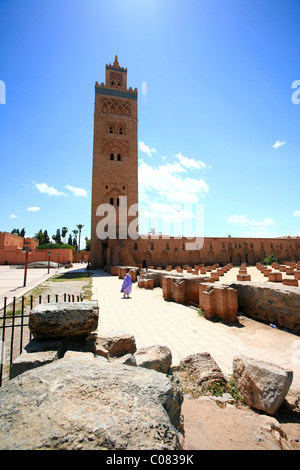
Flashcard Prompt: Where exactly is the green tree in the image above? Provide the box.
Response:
[85,237,91,251]
[52,229,62,244]
[76,224,84,251]
[35,229,45,246]
[61,227,68,244]
[72,229,78,252]
[67,234,73,245]
[43,230,50,244]
[20,228,26,237]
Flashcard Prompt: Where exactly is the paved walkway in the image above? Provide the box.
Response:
[92,268,300,390]
[0,264,67,306]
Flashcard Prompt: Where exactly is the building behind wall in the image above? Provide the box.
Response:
[90,58,300,268]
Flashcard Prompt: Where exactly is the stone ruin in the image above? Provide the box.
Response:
[108,263,300,333]
[0,298,295,450]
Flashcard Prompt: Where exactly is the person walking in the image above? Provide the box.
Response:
[121,272,132,298]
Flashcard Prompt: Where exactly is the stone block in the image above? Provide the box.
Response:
[264,269,272,277]
[282,279,298,287]
[237,274,251,281]
[200,286,238,323]
[294,271,300,280]
[177,352,226,387]
[86,332,137,358]
[200,268,206,274]
[233,355,293,415]
[286,267,295,275]
[29,302,99,339]
[10,350,58,379]
[268,272,282,283]
[144,278,154,289]
[135,345,172,374]
[211,272,219,281]
[239,269,247,275]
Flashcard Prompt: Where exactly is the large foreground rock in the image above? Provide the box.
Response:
[233,355,293,415]
[182,396,291,450]
[28,301,99,338]
[0,354,183,450]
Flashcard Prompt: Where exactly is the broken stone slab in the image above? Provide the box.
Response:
[0,357,183,450]
[135,345,172,374]
[10,350,58,379]
[112,353,137,366]
[176,352,227,387]
[86,332,137,358]
[232,355,293,415]
[28,301,99,338]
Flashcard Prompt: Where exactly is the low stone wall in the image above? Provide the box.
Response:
[162,275,213,305]
[227,282,300,334]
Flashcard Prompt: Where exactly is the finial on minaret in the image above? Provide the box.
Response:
[113,55,119,66]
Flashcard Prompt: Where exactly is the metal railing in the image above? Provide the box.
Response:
[0,293,83,387]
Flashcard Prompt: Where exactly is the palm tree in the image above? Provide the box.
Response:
[76,224,84,252]
[62,227,68,244]
[72,229,78,252]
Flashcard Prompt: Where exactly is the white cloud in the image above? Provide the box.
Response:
[27,206,40,212]
[35,182,66,197]
[139,160,209,204]
[65,185,87,197]
[272,140,286,149]
[227,214,277,228]
[293,210,300,217]
[138,141,157,158]
[176,152,207,170]
[9,214,17,218]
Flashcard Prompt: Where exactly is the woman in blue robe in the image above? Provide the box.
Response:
[121,273,132,298]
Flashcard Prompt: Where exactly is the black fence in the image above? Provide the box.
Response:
[0,293,83,387]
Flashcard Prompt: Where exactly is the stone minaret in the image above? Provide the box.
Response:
[90,56,138,267]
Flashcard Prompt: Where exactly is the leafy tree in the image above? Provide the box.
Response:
[11,229,20,235]
[72,229,78,252]
[72,236,78,251]
[76,224,84,251]
[43,230,50,244]
[85,237,91,251]
[61,227,68,243]
[20,228,25,237]
[37,243,75,251]
[67,234,73,246]
[52,229,62,244]
[263,254,277,266]
[35,229,45,246]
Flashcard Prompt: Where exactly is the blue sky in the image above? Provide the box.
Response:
[0,0,299,245]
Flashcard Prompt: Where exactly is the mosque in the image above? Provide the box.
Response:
[90,57,299,269]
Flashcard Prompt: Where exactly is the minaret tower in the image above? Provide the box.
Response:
[90,56,138,267]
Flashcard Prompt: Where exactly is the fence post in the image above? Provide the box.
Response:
[9,297,16,372]
[19,296,25,355]
[0,297,7,387]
